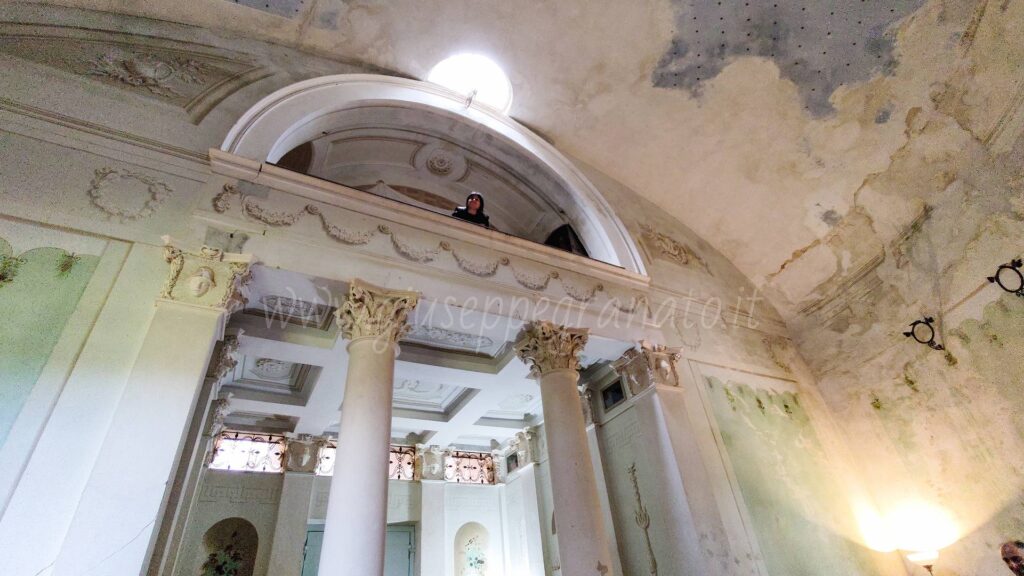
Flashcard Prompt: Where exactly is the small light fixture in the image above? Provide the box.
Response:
[904,317,944,351]
[988,258,1024,297]
[906,550,938,574]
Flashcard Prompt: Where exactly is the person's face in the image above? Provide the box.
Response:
[1003,543,1024,576]
[467,195,481,213]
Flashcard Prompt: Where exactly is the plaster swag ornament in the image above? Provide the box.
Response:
[451,248,506,277]
[336,279,420,342]
[87,167,173,222]
[510,266,557,291]
[160,239,253,310]
[514,321,589,377]
[213,185,376,244]
[559,276,603,303]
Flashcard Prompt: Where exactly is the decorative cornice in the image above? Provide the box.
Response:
[514,321,589,378]
[159,237,253,311]
[336,278,420,343]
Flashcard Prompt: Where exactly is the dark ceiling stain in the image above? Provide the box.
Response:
[652,0,926,115]
[226,0,306,19]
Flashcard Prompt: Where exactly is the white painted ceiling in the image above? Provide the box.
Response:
[223,266,630,449]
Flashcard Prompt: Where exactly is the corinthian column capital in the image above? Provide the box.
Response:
[336,279,420,342]
[514,321,589,377]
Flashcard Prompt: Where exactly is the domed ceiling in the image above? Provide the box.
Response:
[44,0,1024,339]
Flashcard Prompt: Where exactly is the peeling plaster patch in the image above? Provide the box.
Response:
[224,0,306,19]
[652,0,926,115]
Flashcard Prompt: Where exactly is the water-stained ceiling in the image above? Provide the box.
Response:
[37,0,1024,338]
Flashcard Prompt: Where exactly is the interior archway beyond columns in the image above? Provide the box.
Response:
[220,74,646,274]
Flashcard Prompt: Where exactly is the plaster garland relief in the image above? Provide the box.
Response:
[211,184,624,308]
[160,239,253,311]
[87,166,173,222]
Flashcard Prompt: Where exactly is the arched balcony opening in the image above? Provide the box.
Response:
[220,75,646,275]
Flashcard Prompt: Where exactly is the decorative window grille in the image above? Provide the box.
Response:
[209,431,286,473]
[445,451,496,484]
[388,445,417,481]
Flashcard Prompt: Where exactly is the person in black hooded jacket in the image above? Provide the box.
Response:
[451,192,490,228]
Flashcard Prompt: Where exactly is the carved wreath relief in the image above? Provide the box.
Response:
[88,167,172,222]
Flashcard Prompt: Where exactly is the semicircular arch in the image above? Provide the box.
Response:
[220,74,646,274]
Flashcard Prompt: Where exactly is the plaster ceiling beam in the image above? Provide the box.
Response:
[238,333,336,366]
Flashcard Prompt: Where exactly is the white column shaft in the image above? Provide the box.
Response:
[319,337,397,576]
[539,368,614,576]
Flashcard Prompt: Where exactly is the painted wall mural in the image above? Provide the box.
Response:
[0,234,99,444]
[705,376,882,576]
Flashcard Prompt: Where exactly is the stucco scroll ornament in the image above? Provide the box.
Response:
[89,52,207,98]
[87,167,173,222]
[628,463,659,576]
[206,393,233,437]
[336,279,420,343]
[514,321,589,378]
[160,240,253,310]
[207,333,241,384]
[640,224,711,274]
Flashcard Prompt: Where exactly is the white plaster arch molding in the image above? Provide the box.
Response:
[221,74,647,274]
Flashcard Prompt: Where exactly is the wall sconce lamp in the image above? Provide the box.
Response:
[907,550,938,574]
[988,259,1024,297]
[904,317,944,351]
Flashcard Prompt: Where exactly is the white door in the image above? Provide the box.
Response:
[301,525,415,576]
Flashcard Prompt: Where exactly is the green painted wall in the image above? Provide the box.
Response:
[0,235,99,444]
[706,376,881,576]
